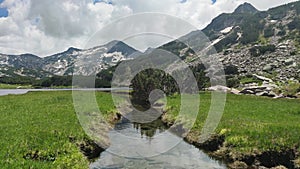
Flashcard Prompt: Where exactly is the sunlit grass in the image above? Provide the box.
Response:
[166,92,300,155]
[0,91,116,169]
[1,91,299,168]
[0,83,32,89]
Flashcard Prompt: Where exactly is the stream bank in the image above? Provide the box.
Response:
[161,112,300,169]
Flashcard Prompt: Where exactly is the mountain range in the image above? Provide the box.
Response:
[1,1,300,85]
[0,40,140,78]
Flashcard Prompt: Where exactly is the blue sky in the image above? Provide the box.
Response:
[93,0,113,5]
[0,0,8,17]
[0,8,8,17]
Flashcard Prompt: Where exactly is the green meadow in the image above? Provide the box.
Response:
[0,91,299,168]
[164,92,300,166]
[0,91,116,169]
[0,83,32,89]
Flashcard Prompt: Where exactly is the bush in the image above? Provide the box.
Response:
[227,77,240,88]
[288,17,300,30]
[264,27,275,38]
[239,76,263,85]
[277,30,286,36]
[39,76,72,87]
[280,81,300,96]
[249,45,276,57]
[191,64,210,90]
[224,65,239,75]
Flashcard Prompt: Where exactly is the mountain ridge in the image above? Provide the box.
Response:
[0,40,141,78]
[233,2,259,14]
[159,1,300,83]
[1,1,300,85]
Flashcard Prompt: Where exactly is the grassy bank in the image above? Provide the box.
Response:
[163,92,300,168]
[0,83,32,89]
[0,91,117,169]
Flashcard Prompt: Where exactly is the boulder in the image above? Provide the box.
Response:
[271,166,288,169]
[256,91,277,97]
[243,82,259,88]
[240,86,267,93]
[261,83,278,89]
[284,58,294,65]
[239,86,279,97]
[274,93,285,99]
[263,64,273,71]
[268,91,277,97]
[256,91,269,97]
[208,85,230,92]
[240,89,255,94]
[230,88,241,95]
[253,74,273,83]
[229,161,248,169]
[207,86,242,95]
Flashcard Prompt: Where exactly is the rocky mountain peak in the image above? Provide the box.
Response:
[66,47,81,53]
[105,40,139,57]
[234,2,258,14]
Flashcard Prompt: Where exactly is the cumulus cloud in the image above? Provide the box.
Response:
[0,0,297,56]
[0,0,132,56]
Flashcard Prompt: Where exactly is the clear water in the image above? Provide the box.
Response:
[90,117,227,169]
[0,88,125,96]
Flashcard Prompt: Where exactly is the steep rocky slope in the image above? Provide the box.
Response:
[163,1,300,83]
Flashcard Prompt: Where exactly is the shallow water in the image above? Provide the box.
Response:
[90,117,227,169]
[0,89,30,96]
[0,88,126,96]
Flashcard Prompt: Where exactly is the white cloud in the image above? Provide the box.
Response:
[0,0,297,56]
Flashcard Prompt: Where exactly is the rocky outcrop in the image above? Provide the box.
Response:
[187,1,300,85]
[207,85,231,92]
[239,85,278,98]
[207,85,242,95]
[217,41,299,83]
[207,75,283,98]
[240,86,268,94]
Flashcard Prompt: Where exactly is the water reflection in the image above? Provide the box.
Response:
[90,109,227,169]
[91,141,226,169]
[133,118,167,139]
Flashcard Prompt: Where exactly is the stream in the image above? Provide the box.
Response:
[90,113,227,169]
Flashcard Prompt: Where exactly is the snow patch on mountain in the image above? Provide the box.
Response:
[220,26,233,34]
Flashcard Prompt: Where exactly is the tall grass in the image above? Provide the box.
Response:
[0,91,115,169]
[166,92,300,155]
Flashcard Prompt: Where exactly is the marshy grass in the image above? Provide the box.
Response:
[0,91,299,168]
[166,92,300,156]
[0,91,116,169]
